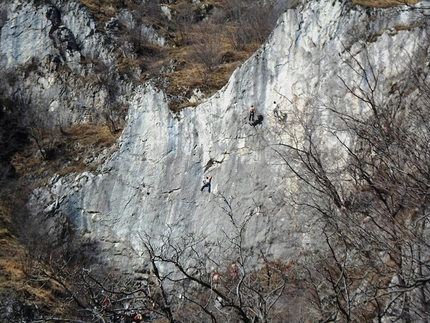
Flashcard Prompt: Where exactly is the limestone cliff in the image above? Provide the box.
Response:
[2,0,430,320]
[22,1,429,268]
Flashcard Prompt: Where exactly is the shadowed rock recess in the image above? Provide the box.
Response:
[3,0,430,319]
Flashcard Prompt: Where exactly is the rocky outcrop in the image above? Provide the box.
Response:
[0,0,130,126]
[25,0,430,272]
[0,297,38,323]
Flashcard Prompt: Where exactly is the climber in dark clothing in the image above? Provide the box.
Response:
[201,175,212,193]
[249,105,256,121]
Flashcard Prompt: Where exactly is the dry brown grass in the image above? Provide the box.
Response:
[1,124,119,318]
[352,0,421,7]
[12,124,119,180]
[77,0,262,109]
[0,202,69,316]
[164,22,256,110]
[79,0,123,27]
[67,123,118,148]
[78,0,425,110]
[129,0,420,110]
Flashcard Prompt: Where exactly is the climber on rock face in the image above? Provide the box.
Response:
[201,175,212,193]
[248,104,264,126]
[230,262,239,279]
[273,101,287,122]
[212,272,221,288]
[273,101,280,118]
[249,105,256,122]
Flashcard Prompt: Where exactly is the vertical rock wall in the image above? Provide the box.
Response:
[26,1,430,276]
[0,0,121,125]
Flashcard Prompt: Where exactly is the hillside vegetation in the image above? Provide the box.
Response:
[353,0,420,6]
[78,0,293,110]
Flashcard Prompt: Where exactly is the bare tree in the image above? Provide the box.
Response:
[138,195,294,323]
[170,2,195,46]
[21,194,297,322]
[220,0,285,50]
[273,43,430,321]
[190,23,224,74]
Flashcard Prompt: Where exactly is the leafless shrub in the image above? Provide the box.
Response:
[17,195,301,322]
[190,23,223,73]
[138,195,296,323]
[217,0,284,51]
[243,3,278,44]
[133,0,162,22]
[222,0,248,23]
[273,44,430,321]
[224,25,252,51]
[170,1,194,46]
[103,102,127,134]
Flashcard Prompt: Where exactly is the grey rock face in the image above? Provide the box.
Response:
[0,297,37,323]
[1,1,111,67]
[0,12,420,321]
[24,0,430,278]
[0,0,127,126]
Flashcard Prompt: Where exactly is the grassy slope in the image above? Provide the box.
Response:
[353,0,420,7]
[0,203,66,317]
[0,125,120,318]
